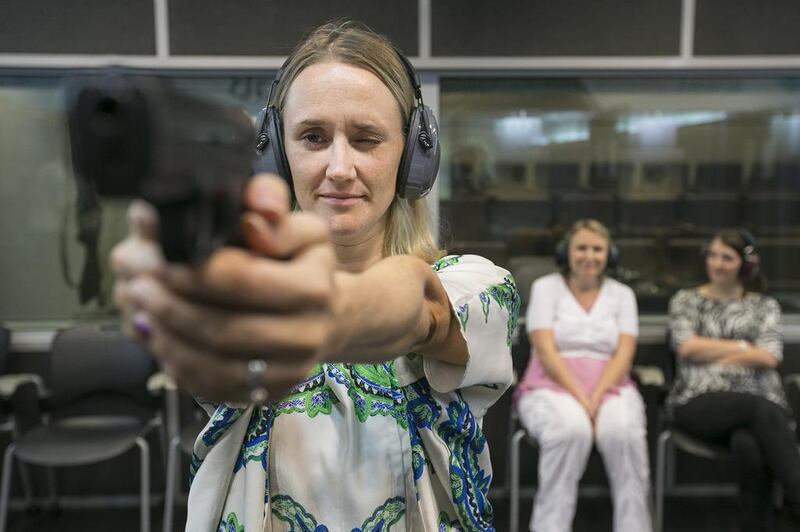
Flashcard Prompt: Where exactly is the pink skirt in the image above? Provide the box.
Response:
[512,352,634,409]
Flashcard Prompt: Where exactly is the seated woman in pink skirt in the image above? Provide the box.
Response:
[514,219,652,532]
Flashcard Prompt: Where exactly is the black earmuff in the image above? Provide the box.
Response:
[554,237,620,271]
[737,227,761,282]
[393,52,440,199]
[254,99,291,186]
[253,46,440,200]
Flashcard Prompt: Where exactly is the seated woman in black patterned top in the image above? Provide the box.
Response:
[667,228,800,532]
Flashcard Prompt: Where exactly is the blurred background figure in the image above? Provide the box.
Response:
[667,228,800,532]
[514,219,652,532]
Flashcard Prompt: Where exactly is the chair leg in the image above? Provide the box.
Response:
[504,410,521,498]
[136,437,151,532]
[510,428,526,532]
[655,430,672,532]
[0,444,17,532]
[157,414,168,467]
[163,435,180,532]
[16,461,33,510]
[45,467,57,510]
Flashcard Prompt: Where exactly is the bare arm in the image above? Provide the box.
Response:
[718,342,778,369]
[590,334,636,404]
[677,336,747,363]
[679,336,777,368]
[329,255,467,366]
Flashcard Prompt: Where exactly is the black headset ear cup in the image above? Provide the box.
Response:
[554,239,568,268]
[253,106,292,188]
[396,105,440,199]
[740,254,761,281]
[740,247,761,281]
[607,244,620,270]
[736,227,761,282]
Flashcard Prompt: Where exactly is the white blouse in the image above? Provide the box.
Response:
[184,254,519,531]
[525,273,638,360]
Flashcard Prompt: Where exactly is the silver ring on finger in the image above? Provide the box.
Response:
[245,359,269,404]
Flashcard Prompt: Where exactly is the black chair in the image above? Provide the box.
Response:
[654,340,738,532]
[0,323,159,532]
[0,325,46,511]
[162,386,208,532]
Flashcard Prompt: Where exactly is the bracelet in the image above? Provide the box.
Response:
[736,340,749,351]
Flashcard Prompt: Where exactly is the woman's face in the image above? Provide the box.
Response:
[568,228,608,281]
[705,237,742,286]
[281,61,405,241]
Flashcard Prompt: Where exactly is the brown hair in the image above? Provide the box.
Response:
[273,20,444,263]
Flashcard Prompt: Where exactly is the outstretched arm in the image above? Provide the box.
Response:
[330,258,467,365]
[112,174,466,404]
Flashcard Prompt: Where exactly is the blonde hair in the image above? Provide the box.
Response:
[565,218,611,244]
[273,20,444,263]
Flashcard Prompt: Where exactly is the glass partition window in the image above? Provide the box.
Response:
[439,77,800,314]
[0,71,271,322]
[3,72,800,322]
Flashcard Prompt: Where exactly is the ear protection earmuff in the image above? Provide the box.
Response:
[254,96,289,184]
[253,46,440,200]
[737,227,761,281]
[554,237,620,271]
[700,227,761,282]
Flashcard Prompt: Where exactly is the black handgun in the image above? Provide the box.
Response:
[66,70,256,263]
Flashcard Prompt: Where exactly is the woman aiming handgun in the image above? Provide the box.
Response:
[111,20,518,531]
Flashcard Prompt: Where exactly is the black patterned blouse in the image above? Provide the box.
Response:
[666,288,788,412]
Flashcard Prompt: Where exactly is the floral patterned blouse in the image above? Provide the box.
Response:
[666,288,787,413]
[184,255,519,532]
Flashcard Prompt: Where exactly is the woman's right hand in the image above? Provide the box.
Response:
[111,174,339,404]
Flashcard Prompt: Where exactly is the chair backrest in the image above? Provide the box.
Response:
[663,329,678,389]
[0,325,10,375]
[48,323,157,420]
